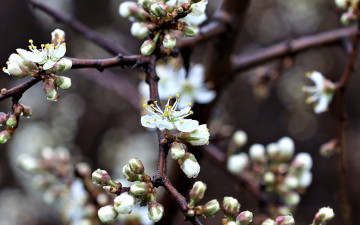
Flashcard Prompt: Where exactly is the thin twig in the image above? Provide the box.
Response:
[0,77,41,102]
[29,0,129,55]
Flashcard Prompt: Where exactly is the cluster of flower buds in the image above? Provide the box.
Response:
[227,135,313,215]
[220,196,253,225]
[119,0,207,55]
[335,0,360,25]
[2,29,72,102]
[0,104,32,144]
[185,181,221,218]
[96,158,164,223]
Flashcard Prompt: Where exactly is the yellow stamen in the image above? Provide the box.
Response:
[180,121,184,124]
[168,95,172,99]
[150,104,154,107]
[2,67,6,71]
[29,39,33,43]
[146,120,150,123]
[6,61,10,65]
[57,38,61,43]
[154,119,157,121]
[154,101,158,104]
[143,104,147,108]
[188,102,192,106]
[41,44,45,48]
[166,105,171,109]
[175,94,180,98]
[190,111,194,114]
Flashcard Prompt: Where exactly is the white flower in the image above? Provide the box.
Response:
[139,61,215,108]
[179,153,201,178]
[302,71,336,114]
[227,153,249,174]
[141,95,199,132]
[167,0,208,26]
[249,143,266,163]
[98,205,118,223]
[2,53,38,78]
[315,207,335,223]
[16,39,67,70]
[277,136,295,161]
[292,152,313,170]
[119,1,138,18]
[114,193,136,214]
[187,124,210,146]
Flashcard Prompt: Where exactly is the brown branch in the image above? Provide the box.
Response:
[332,22,360,225]
[232,25,357,72]
[0,77,41,102]
[29,0,129,56]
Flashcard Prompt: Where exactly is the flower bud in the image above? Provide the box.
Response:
[131,22,149,39]
[183,26,198,37]
[335,0,348,9]
[320,139,339,158]
[222,196,240,218]
[163,34,177,49]
[276,215,295,225]
[313,207,334,225]
[6,62,28,78]
[128,158,145,174]
[92,169,117,187]
[284,175,299,190]
[55,76,72,90]
[277,137,295,161]
[341,11,357,26]
[0,130,11,144]
[201,199,220,217]
[51,29,66,44]
[189,181,207,206]
[186,124,210,146]
[150,3,166,18]
[21,105,33,118]
[98,205,118,223]
[170,142,187,160]
[141,39,156,56]
[178,153,200,178]
[236,211,253,225]
[122,164,141,182]
[76,162,92,177]
[266,142,280,161]
[17,154,40,173]
[130,182,149,197]
[6,115,17,127]
[52,58,72,74]
[298,170,312,188]
[292,152,312,170]
[249,143,266,163]
[114,193,136,214]
[119,1,138,18]
[232,130,247,147]
[148,202,164,222]
[0,113,7,125]
[227,153,249,174]
[262,219,276,225]
[227,222,237,225]
[263,171,275,185]
[138,0,153,11]
[284,192,300,206]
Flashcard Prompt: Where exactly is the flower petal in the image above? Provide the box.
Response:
[172,106,191,117]
[188,64,204,87]
[43,60,56,70]
[308,71,324,89]
[194,88,216,104]
[17,49,43,63]
[314,94,332,114]
[54,44,66,58]
[175,119,199,132]
[156,120,174,130]
[141,115,157,128]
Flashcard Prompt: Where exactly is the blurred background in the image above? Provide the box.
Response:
[0,0,359,224]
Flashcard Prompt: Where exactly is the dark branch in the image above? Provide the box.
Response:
[0,77,41,102]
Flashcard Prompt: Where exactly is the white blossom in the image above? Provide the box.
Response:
[98,205,118,223]
[16,39,67,70]
[292,152,313,170]
[114,193,136,214]
[186,124,210,146]
[315,207,335,223]
[167,0,208,26]
[141,95,199,132]
[249,143,266,162]
[227,153,249,174]
[302,71,336,114]
[119,1,138,18]
[277,136,295,160]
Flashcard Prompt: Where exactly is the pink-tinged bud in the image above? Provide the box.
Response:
[261,218,276,225]
[236,211,253,225]
[189,181,207,206]
[222,196,240,218]
[43,79,59,101]
[276,215,295,225]
[114,193,136,214]
[130,182,149,197]
[76,162,91,177]
[178,153,200,178]
[148,202,164,222]
[170,142,187,160]
[51,29,66,44]
[52,59,72,74]
[201,199,220,217]
[98,205,118,223]
[320,139,339,158]
[21,105,33,118]
[0,130,11,144]
[292,152,312,170]
[313,207,335,225]
[341,11,357,26]
[128,158,145,174]
[6,115,17,127]
[0,113,7,125]
[92,169,117,187]
[122,164,141,182]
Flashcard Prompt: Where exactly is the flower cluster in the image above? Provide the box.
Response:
[227,134,313,216]
[2,29,72,102]
[302,71,336,114]
[119,0,208,55]
[335,0,360,25]
[0,104,32,144]
[139,59,216,107]
[95,158,164,223]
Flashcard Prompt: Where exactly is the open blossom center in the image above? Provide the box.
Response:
[141,94,199,132]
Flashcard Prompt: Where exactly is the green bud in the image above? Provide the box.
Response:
[55,76,72,90]
[128,158,145,174]
[6,115,17,127]
[21,105,33,118]
[92,169,118,187]
[148,202,164,222]
[201,199,220,217]
[141,39,156,56]
[138,0,153,11]
[170,142,187,160]
[131,22,149,39]
[51,58,72,74]
[189,181,207,207]
[45,88,59,101]
[163,34,177,49]
[130,182,149,197]
[150,3,166,18]
[183,26,198,37]
[222,196,240,218]
[0,130,11,144]
[236,211,253,225]
[122,165,141,182]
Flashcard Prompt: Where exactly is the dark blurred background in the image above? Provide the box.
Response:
[0,0,359,224]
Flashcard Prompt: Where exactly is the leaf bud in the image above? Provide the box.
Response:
[149,3,167,18]
[138,0,153,11]
[122,164,141,182]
